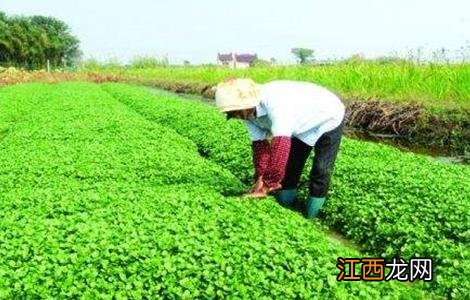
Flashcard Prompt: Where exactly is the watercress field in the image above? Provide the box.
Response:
[0,82,468,298]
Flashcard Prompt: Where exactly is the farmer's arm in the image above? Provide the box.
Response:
[262,107,294,192]
[244,121,270,180]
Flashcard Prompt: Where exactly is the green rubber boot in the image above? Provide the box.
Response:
[275,189,297,207]
[306,196,326,218]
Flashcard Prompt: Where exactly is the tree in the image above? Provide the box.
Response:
[0,16,13,63]
[30,15,81,67]
[291,48,314,64]
[0,11,81,69]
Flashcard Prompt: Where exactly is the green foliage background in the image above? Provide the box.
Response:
[0,12,81,69]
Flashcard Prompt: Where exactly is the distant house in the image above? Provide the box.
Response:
[217,53,257,69]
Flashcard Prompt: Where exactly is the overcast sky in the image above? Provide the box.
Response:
[1,0,469,64]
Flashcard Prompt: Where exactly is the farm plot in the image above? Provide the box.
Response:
[102,83,470,299]
[0,82,426,298]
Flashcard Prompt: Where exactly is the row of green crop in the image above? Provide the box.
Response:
[85,63,470,111]
[101,83,470,299]
[0,82,424,298]
[0,83,242,195]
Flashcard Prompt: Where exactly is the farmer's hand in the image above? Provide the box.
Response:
[244,177,268,198]
[267,182,282,194]
[244,187,268,198]
[250,176,264,193]
[244,178,282,198]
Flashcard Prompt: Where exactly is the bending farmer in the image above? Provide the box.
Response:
[214,79,345,218]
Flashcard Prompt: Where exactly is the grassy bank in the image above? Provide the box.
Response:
[82,62,470,111]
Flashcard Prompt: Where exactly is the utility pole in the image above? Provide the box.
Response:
[46,59,50,73]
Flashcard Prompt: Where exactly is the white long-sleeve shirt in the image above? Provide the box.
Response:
[244,80,345,146]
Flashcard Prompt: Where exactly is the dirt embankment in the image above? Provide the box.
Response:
[0,68,124,86]
[344,101,469,157]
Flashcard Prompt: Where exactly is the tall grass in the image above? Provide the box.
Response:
[80,60,470,111]
[130,55,169,69]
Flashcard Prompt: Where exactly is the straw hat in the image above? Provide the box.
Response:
[214,78,261,112]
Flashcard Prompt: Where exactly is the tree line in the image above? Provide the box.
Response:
[0,11,81,70]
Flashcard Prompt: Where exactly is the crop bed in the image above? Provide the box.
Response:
[101,83,470,299]
[0,82,432,298]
